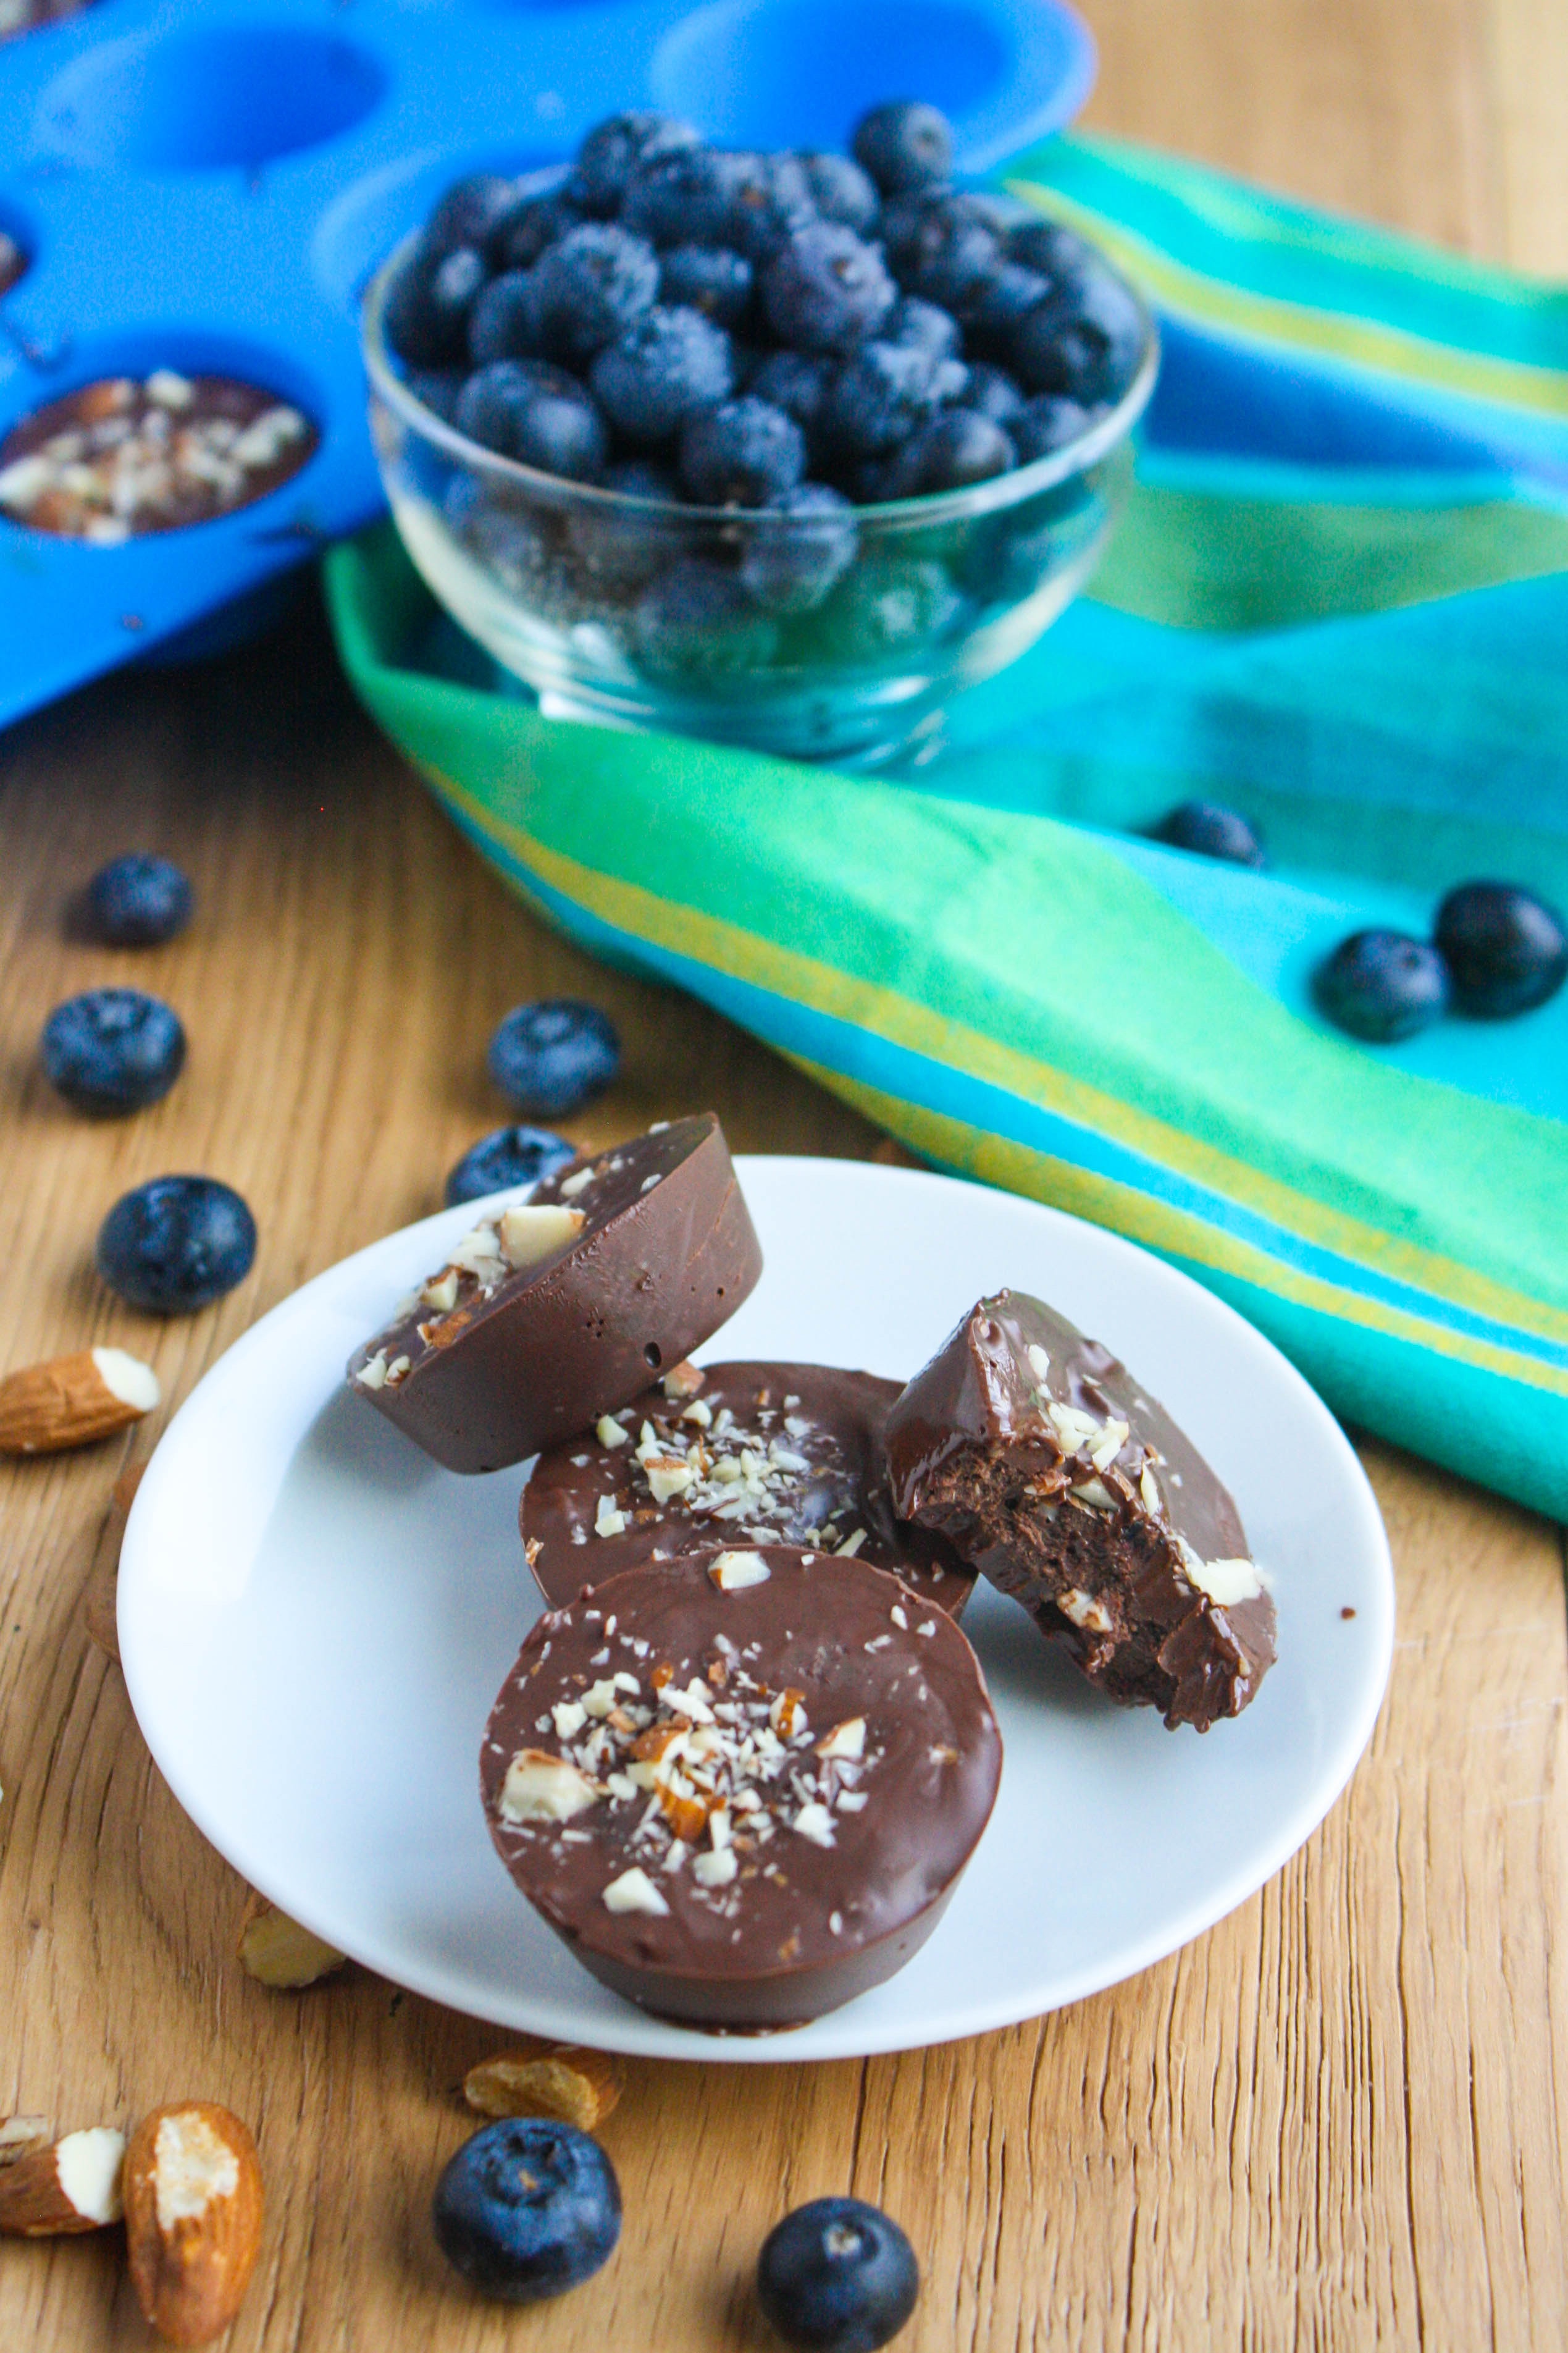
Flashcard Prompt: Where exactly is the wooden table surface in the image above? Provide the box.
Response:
[4,5,1567,2346]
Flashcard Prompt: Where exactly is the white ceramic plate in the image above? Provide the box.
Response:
[119,1158,1393,2061]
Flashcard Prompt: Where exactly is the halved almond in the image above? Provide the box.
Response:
[123,2103,262,2347]
[236,1894,347,1990]
[463,2041,623,2132]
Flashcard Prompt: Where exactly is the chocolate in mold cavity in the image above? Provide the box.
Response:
[347,1114,761,1473]
[884,1290,1275,1730]
[0,373,317,542]
[522,1360,975,1617]
[480,1548,1001,2028]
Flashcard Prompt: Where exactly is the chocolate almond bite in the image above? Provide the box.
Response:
[521,1360,974,1616]
[347,1115,760,1473]
[481,1548,1002,2029]
[885,1292,1276,1730]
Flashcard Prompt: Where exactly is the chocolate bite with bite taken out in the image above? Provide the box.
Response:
[884,1290,1275,1730]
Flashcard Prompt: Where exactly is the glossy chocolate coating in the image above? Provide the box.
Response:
[521,1361,975,1616]
[885,1291,1276,1730]
[347,1116,761,1473]
[481,1549,1002,2029]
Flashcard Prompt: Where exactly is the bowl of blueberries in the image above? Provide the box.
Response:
[363,99,1157,767]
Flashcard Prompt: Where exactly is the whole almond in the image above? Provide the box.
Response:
[463,2041,624,2132]
[124,2103,262,2347]
[0,1348,159,1455]
[236,1893,347,1990]
[0,2127,125,2234]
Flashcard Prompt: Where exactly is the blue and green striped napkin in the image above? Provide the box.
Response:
[325,132,1568,1523]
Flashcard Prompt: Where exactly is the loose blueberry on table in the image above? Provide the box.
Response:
[444,1122,576,1206]
[96,1176,257,1314]
[432,2119,621,2304]
[1150,800,1267,869]
[380,99,1147,683]
[41,988,185,1115]
[1433,881,1567,1017]
[83,853,195,946]
[1312,928,1451,1044]
[488,998,620,1116]
[757,2196,920,2352]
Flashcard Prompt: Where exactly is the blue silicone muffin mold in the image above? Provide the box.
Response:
[0,0,1095,730]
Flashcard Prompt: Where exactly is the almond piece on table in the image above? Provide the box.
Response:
[463,2040,624,2132]
[236,1893,347,1990]
[124,2103,263,2347]
[0,2115,52,2168]
[0,2126,125,2234]
[83,1461,146,1665]
[0,1347,159,1456]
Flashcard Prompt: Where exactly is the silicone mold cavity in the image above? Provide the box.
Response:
[34,22,388,170]
[650,0,1009,148]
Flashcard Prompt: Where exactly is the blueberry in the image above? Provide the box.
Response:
[624,148,748,250]
[1008,217,1102,282]
[1151,799,1267,869]
[571,111,699,216]
[757,2196,918,2352]
[957,361,1026,427]
[960,260,1052,345]
[634,559,780,677]
[590,306,734,442]
[852,100,954,195]
[96,1176,256,1315]
[41,989,185,1116]
[762,221,897,354]
[455,493,553,593]
[795,151,881,234]
[488,1000,620,1117]
[659,244,755,333]
[819,555,962,658]
[433,2119,620,2306]
[722,151,818,264]
[85,854,193,947]
[879,409,1015,497]
[820,341,949,461]
[1434,882,1568,1016]
[426,174,519,259]
[680,397,805,507]
[385,241,490,369]
[490,189,584,274]
[408,368,465,424]
[1010,268,1146,406]
[1009,393,1096,464]
[1314,929,1451,1043]
[528,222,660,363]
[748,350,832,440]
[739,482,858,612]
[455,363,608,481]
[881,193,999,312]
[883,297,960,361]
[567,457,683,589]
[444,1124,577,1206]
[468,272,543,366]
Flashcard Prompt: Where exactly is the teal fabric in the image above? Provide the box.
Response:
[324,133,1568,1525]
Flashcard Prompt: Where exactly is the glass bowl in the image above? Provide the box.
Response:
[361,227,1157,769]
